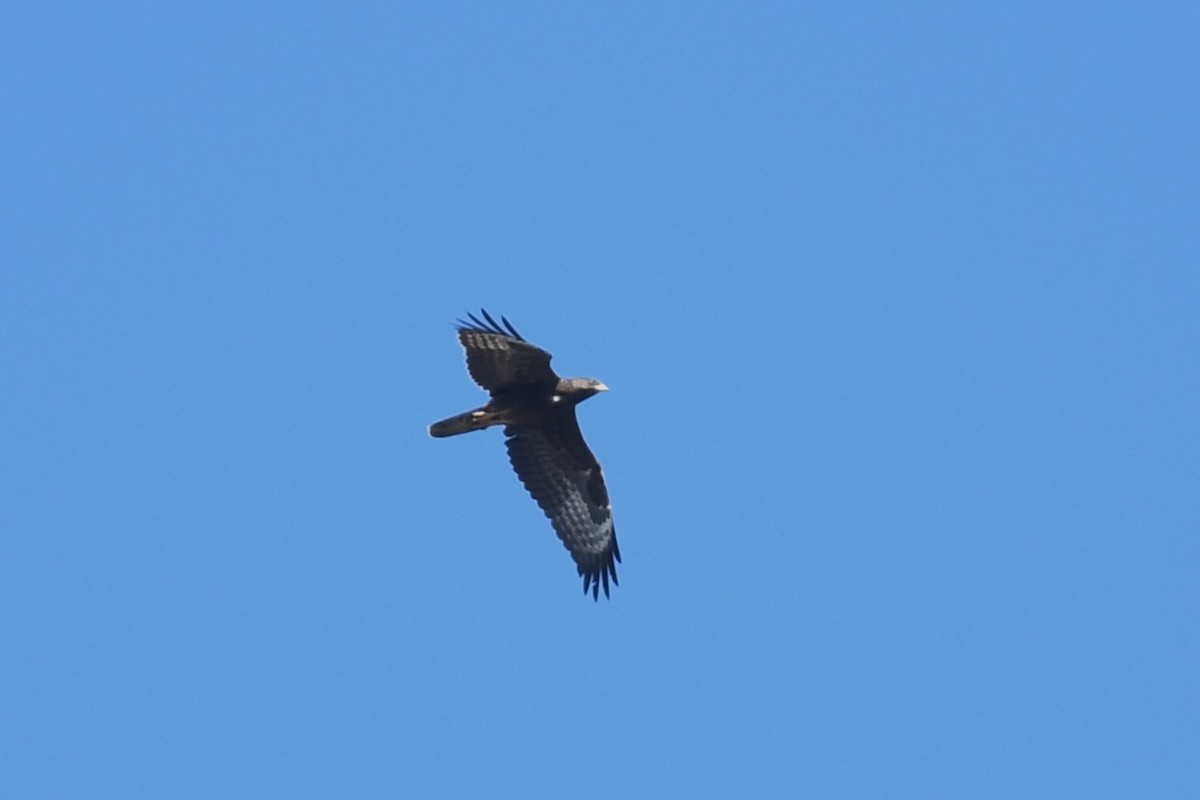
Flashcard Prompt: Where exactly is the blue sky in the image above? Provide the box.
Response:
[3,2,1197,797]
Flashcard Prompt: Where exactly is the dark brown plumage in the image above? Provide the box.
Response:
[429,310,620,599]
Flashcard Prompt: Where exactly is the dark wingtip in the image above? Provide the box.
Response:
[499,314,523,339]
[459,310,488,330]
[479,308,502,330]
[580,551,619,601]
[456,309,526,342]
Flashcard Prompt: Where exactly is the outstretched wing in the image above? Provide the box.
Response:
[457,310,558,392]
[504,414,621,599]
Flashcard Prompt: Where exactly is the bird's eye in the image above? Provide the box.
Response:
[552,395,562,403]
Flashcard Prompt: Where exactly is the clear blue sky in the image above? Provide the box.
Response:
[3,2,1197,798]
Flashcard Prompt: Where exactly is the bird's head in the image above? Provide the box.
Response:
[560,377,609,401]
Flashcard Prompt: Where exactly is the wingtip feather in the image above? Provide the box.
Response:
[456,309,526,342]
[579,554,618,601]
[499,314,523,339]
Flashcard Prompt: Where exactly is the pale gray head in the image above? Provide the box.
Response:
[556,377,609,401]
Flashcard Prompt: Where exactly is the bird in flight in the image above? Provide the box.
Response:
[429,310,621,599]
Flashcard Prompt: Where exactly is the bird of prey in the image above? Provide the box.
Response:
[429,310,620,600]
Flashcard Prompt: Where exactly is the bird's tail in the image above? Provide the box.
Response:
[429,406,503,438]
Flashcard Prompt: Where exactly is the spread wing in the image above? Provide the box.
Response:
[457,310,557,392]
[504,413,621,599]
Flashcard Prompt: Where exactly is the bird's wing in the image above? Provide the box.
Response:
[456,310,557,392]
[504,413,621,599]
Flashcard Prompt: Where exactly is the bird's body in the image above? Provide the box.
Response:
[429,310,620,599]
[429,378,601,437]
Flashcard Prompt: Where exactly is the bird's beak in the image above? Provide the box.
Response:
[595,382,609,392]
